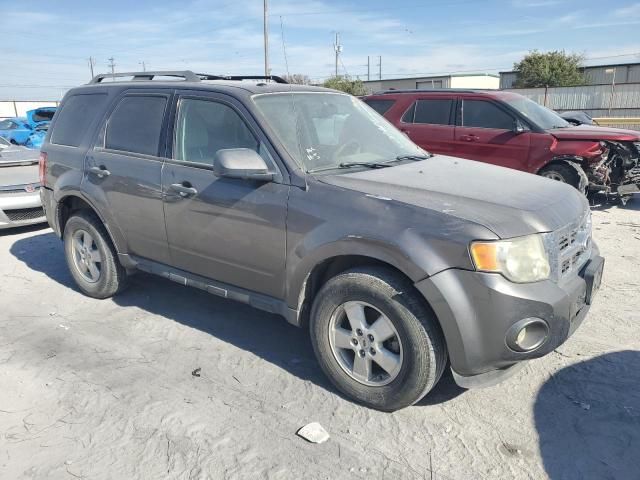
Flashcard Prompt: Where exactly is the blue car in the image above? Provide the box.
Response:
[0,117,32,145]
[0,107,56,148]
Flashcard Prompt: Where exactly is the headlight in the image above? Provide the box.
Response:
[470,234,551,283]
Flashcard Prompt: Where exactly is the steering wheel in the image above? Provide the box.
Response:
[333,140,362,162]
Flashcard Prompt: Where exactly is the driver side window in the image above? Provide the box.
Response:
[175,98,272,166]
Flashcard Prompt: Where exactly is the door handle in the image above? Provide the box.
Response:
[88,166,111,178]
[169,183,198,197]
[460,134,479,142]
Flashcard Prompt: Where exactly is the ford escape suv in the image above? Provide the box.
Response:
[364,89,640,203]
[40,71,604,411]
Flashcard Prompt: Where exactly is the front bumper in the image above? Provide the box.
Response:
[415,243,603,388]
[0,188,46,230]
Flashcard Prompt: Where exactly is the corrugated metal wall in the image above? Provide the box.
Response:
[504,83,640,112]
[503,83,640,130]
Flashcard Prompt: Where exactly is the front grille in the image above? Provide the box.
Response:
[5,207,45,222]
[546,210,592,281]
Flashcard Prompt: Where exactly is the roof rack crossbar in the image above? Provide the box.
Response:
[89,70,201,84]
[196,74,288,84]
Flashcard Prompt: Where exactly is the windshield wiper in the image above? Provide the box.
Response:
[338,162,393,169]
[395,153,433,161]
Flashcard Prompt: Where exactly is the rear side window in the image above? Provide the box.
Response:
[413,99,453,125]
[50,94,108,147]
[363,99,395,116]
[462,99,514,130]
[105,95,167,156]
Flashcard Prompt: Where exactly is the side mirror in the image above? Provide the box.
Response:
[514,119,528,134]
[214,148,274,181]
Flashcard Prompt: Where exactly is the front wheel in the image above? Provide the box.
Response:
[539,162,588,194]
[309,267,447,411]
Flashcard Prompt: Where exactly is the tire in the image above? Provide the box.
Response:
[539,162,588,194]
[63,211,127,298]
[309,266,447,411]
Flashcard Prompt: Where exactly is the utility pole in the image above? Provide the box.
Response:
[108,57,116,81]
[378,56,382,80]
[139,61,147,72]
[334,32,342,77]
[367,56,370,81]
[88,57,96,79]
[263,0,269,77]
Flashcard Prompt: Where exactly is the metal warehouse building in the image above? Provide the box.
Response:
[363,73,500,93]
[500,62,640,89]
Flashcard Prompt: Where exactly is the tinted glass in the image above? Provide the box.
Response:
[105,96,167,156]
[401,103,416,122]
[0,120,15,130]
[50,94,108,147]
[462,99,514,130]
[363,99,395,116]
[174,98,259,165]
[413,99,452,125]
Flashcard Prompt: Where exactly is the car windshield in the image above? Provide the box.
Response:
[0,137,10,148]
[252,92,427,172]
[505,96,570,130]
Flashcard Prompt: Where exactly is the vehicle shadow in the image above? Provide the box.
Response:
[535,351,640,480]
[589,192,640,211]
[10,231,460,408]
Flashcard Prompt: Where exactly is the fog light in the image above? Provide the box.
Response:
[506,318,549,352]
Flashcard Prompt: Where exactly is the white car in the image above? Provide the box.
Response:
[0,136,46,229]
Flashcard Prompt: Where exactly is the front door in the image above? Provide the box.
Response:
[87,91,171,264]
[161,92,288,298]
[453,97,530,170]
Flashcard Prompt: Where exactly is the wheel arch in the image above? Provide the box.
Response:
[56,193,125,255]
[290,252,439,332]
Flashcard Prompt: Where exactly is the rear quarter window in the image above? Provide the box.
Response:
[363,99,395,116]
[50,93,108,147]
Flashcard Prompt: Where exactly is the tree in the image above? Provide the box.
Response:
[282,73,311,85]
[513,50,585,88]
[322,76,367,96]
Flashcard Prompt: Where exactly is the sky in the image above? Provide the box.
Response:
[1,0,639,100]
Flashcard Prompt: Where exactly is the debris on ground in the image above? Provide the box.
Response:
[297,422,330,444]
[191,368,201,377]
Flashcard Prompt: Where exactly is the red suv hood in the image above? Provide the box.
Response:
[548,125,640,142]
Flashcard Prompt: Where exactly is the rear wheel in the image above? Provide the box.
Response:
[309,266,447,411]
[539,162,588,194]
[63,211,127,298]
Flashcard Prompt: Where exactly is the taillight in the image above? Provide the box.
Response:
[39,151,47,187]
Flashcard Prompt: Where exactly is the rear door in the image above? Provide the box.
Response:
[397,96,456,155]
[161,91,288,298]
[86,90,171,264]
[453,97,530,169]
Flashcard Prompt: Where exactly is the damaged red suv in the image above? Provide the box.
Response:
[364,90,640,202]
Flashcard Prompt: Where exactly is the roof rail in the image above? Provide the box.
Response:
[374,88,491,95]
[196,74,288,84]
[89,70,201,84]
[88,71,289,85]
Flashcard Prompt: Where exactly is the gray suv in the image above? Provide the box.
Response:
[39,71,604,411]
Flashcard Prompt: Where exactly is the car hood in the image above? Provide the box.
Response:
[319,155,588,238]
[548,124,640,141]
[0,164,39,188]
